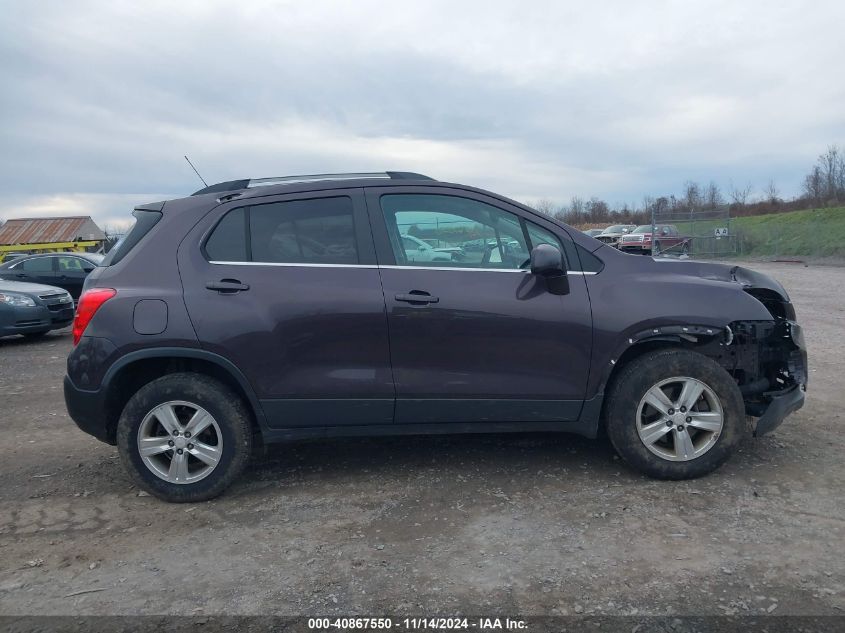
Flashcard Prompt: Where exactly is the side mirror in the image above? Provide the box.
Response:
[530,244,569,295]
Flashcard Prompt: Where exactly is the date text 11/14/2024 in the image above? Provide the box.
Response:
[308,617,528,630]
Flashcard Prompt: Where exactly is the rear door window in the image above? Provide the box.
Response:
[22,257,54,272]
[204,196,358,265]
[250,197,357,264]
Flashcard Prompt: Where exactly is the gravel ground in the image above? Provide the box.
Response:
[0,261,843,616]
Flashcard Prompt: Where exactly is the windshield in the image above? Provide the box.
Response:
[632,225,652,233]
[602,225,625,233]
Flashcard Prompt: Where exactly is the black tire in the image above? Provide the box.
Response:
[116,373,253,502]
[604,348,745,480]
[23,330,49,339]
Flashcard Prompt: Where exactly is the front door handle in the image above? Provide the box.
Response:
[395,291,439,305]
[206,279,250,293]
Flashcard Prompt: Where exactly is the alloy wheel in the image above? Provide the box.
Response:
[137,401,223,484]
[635,377,724,461]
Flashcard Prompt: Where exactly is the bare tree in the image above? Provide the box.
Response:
[802,166,824,205]
[764,179,780,204]
[585,197,610,224]
[818,145,844,202]
[704,181,723,209]
[821,146,839,200]
[683,181,702,211]
[533,198,557,216]
[729,181,753,206]
[563,196,586,225]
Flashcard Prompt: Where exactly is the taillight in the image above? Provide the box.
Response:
[73,288,116,345]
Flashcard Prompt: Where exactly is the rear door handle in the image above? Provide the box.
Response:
[395,291,439,305]
[206,279,250,293]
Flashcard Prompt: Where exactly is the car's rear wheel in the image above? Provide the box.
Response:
[604,348,745,479]
[116,373,253,502]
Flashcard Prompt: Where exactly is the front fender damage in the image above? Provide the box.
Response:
[619,317,807,436]
[688,319,806,436]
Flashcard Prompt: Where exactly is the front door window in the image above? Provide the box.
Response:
[380,194,530,269]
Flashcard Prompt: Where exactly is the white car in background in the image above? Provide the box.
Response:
[400,234,455,263]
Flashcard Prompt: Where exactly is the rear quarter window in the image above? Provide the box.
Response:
[101,209,162,266]
[205,207,247,261]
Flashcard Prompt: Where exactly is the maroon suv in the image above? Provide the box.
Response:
[619,224,690,255]
[64,172,806,502]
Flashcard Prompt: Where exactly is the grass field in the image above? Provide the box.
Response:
[648,206,845,260]
[730,207,845,259]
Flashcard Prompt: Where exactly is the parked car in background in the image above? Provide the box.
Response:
[582,229,604,237]
[400,234,455,263]
[619,225,690,255]
[0,279,74,339]
[0,252,103,301]
[595,224,637,248]
[0,252,32,264]
[64,171,806,502]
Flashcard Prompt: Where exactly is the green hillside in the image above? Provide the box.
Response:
[731,207,845,259]
[668,207,845,260]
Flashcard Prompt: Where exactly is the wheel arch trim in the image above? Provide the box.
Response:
[595,324,730,397]
[101,347,269,429]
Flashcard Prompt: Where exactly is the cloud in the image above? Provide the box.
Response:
[1,0,843,227]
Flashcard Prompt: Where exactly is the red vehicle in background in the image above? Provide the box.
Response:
[619,224,690,255]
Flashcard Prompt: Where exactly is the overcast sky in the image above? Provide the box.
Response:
[1,0,843,228]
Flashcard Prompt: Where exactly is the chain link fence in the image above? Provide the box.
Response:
[645,206,842,262]
[650,207,735,259]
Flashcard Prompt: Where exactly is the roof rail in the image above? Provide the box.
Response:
[192,171,434,196]
[246,171,434,188]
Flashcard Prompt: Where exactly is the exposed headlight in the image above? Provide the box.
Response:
[0,292,36,307]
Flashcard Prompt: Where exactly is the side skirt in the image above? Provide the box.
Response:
[258,395,604,443]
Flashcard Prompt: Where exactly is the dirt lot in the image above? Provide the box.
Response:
[0,262,843,616]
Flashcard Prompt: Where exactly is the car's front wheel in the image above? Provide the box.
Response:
[116,373,253,502]
[604,348,745,479]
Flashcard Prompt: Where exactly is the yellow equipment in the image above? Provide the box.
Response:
[0,241,101,263]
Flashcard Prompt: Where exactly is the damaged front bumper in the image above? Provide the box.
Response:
[736,319,808,436]
[752,383,805,436]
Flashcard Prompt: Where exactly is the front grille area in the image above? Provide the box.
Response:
[15,319,45,327]
[39,292,73,310]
